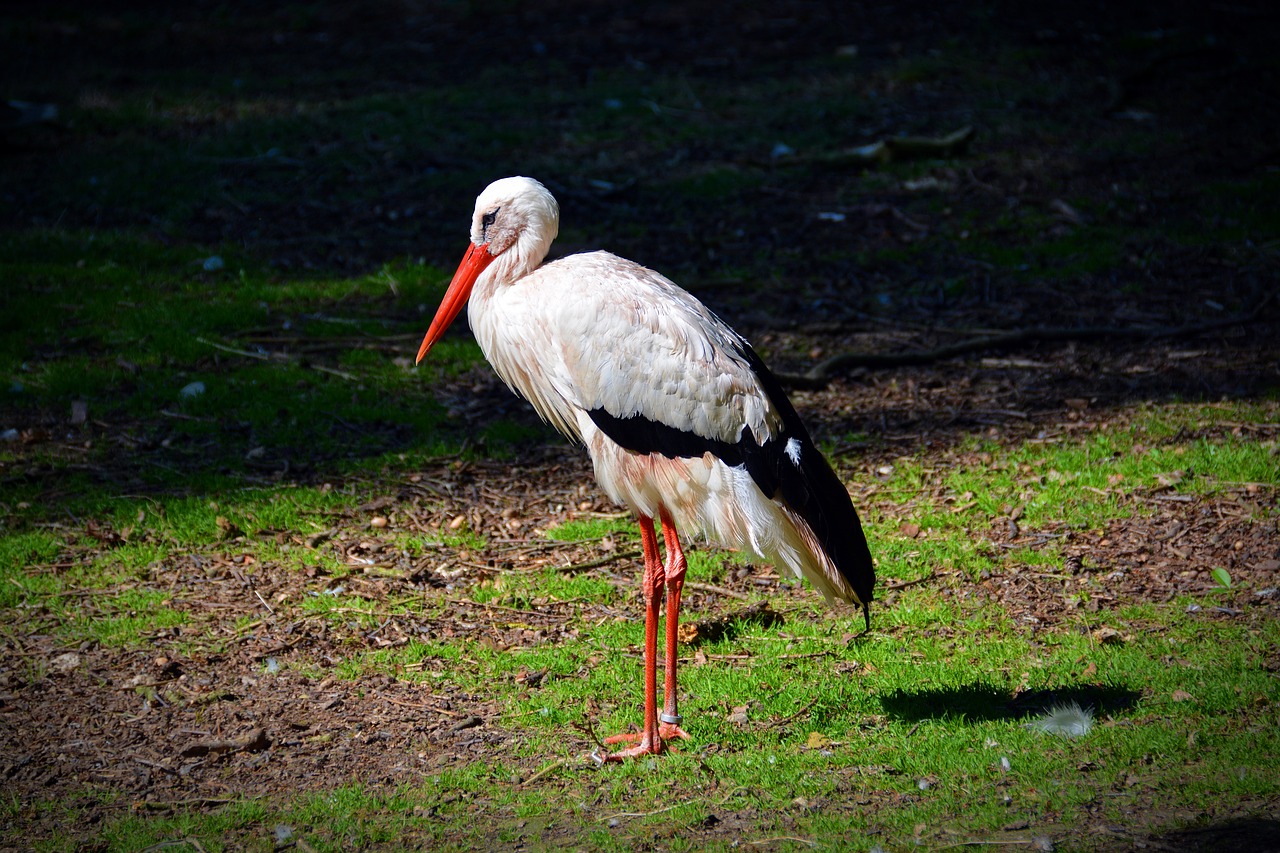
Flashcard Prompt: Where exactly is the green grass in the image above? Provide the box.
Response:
[544,516,636,543]
[12,594,1275,851]
[0,228,488,530]
[865,401,1279,583]
[3,313,1277,846]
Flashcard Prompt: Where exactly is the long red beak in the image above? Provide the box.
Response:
[416,242,496,364]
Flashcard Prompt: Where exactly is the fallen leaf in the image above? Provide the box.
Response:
[216,516,245,540]
[806,731,832,749]
[50,652,82,673]
[1092,627,1125,646]
[515,669,546,688]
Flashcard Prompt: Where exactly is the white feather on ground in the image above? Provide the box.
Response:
[1023,701,1094,738]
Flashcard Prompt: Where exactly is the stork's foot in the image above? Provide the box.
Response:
[604,722,690,744]
[600,723,690,762]
[600,734,663,763]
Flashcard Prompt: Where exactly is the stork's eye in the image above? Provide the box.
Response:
[481,209,498,230]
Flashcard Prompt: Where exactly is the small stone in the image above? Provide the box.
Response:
[50,652,82,673]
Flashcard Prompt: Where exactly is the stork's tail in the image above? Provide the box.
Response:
[738,346,876,619]
[775,447,876,614]
[797,440,876,611]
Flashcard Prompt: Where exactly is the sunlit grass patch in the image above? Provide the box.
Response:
[870,523,994,582]
[399,525,488,555]
[298,589,396,630]
[497,567,619,606]
[98,791,279,852]
[872,402,1278,573]
[544,515,635,543]
[0,530,63,571]
[353,637,472,675]
[64,588,187,647]
[9,428,1276,853]
[685,549,734,585]
[78,541,168,583]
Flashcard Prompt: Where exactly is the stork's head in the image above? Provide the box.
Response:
[469,176,559,262]
[416,177,560,363]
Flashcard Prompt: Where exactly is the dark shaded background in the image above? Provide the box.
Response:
[4,0,1277,333]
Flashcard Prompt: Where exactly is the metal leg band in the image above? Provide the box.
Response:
[660,712,683,725]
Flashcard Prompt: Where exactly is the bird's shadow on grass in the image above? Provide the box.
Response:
[878,681,1142,724]
[1149,817,1280,853]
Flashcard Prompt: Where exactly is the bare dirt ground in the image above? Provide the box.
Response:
[2,0,1278,849]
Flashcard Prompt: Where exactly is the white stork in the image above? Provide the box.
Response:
[417,176,874,761]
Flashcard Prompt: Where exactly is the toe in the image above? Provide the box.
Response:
[658,723,690,741]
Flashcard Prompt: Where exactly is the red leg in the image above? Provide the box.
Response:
[603,515,666,761]
[658,509,691,742]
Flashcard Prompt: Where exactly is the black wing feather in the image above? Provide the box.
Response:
[586,342,875,611]
[736,344,876,611]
